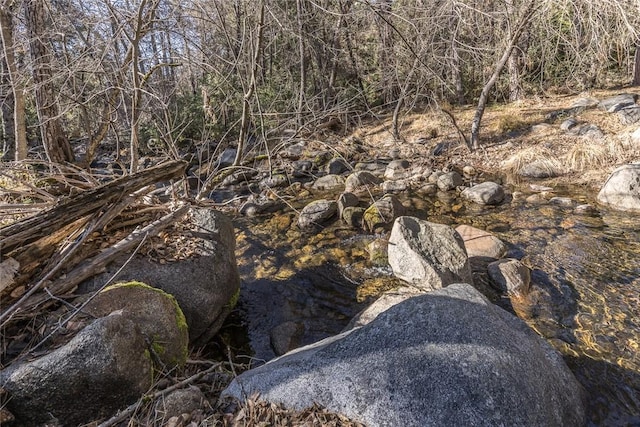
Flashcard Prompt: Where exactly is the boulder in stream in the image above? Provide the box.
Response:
[436,171,463,191]
[222,283,586,427]
[455,224,507,259]
[298,199,338,230]
[388,216,472,291]
[461,181,505,205]
[362,195,405,232]
[597,163,640,212]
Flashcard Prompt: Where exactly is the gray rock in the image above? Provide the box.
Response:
[388,216,472,291]
[271,321,305,356]
[632,126,640,144]
[326,157,351,175]
[312,174,345,191]
[560,118,578,131]
[154,387,206,421]
[437,171,463,191]
[85,281,188,367]
[298,199,338,230]
[571,97,599,109]
[223,283,586,427]
[382,179,408,193]
[362,195,406,232]
[488,259,531,297]
[461,181,505,205]
[260,174,288,188]
[455,225,507,259]
[384,159,410,180]
[341,206,365,228]
[345,171,381,193]
[597,163,640,212]
[572,123,604,139]
[0,312,152,426]
[617,106,640,125]
[337,192,359,217]
[80,208,239,348]
[518,160,562,178]
[598,93,636,112]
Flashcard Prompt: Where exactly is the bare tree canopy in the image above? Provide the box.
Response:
[0,0,638,160]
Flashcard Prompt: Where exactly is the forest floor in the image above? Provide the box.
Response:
[347,86,640,189]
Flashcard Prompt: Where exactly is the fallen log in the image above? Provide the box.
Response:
[0,160,187,255]
[0,203,190,323]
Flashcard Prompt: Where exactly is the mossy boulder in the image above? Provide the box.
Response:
[363,195,406,232]
[85,281,189,368]
[80,208,240,348]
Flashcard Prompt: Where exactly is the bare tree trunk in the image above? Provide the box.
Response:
[296,0,307,127]
[632,42,640,86]
[508,49,521,102]
[0,6,27,161]
[1,49,15,160]
[233,0,265,167]
[24,1,74,163]
[375,0,396,106]
[470,0,537,150]
[391,57,419,141]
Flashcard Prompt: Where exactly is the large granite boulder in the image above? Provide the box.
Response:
[0,312,153,426]
[388,216,472,291]
[223,283,586,427]
[80,207,240,347]
[597,164,640,212]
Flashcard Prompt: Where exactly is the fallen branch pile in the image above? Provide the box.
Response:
[0,160,189,326]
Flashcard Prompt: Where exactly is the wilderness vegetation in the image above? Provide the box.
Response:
[1,0,640,171]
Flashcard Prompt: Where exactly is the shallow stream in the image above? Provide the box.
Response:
[227,183,640,426]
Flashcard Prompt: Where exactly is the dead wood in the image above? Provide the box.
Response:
[0,160,187,255]
[1,203,190,322]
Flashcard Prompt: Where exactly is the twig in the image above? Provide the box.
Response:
[97,362,223,427]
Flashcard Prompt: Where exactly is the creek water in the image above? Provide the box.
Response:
[226,183,640,426]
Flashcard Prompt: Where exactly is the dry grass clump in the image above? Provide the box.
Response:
[501,146,563,176]
[210,398,366,427]
[566,142,609,171]
[496,114,529,134]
